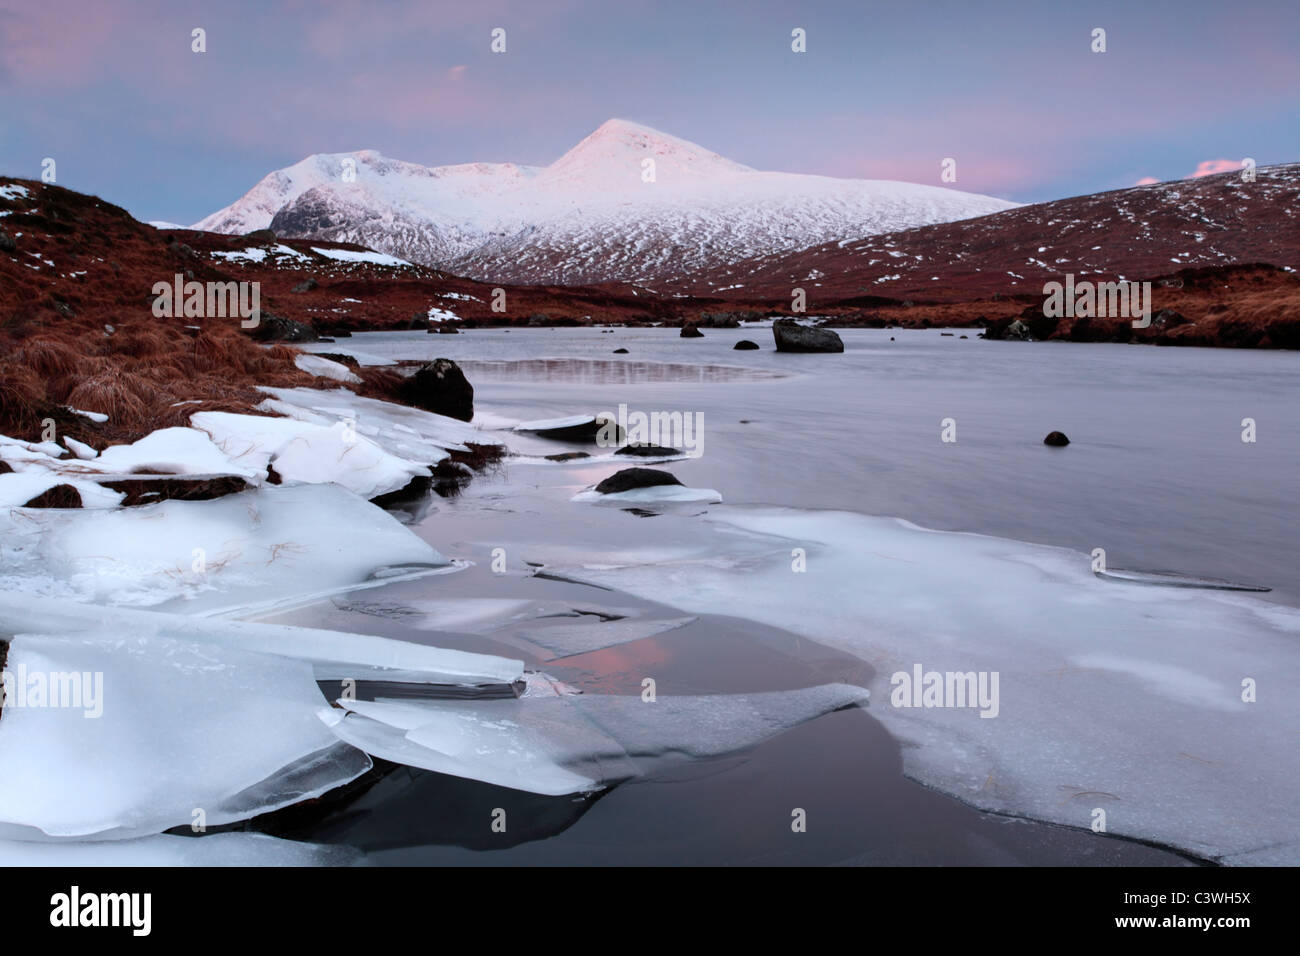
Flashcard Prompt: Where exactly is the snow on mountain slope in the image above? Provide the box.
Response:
[195,120,1018,286]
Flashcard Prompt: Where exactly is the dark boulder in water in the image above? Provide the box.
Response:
[399,358,474,422]
[545,452,590,462]
[613,347,629,354]
[1043,431,1070,446]
[615,444,680,458]
[595,468,683,495]
[733,340,760,350]
[680,324,704,338]
[519,416,625,444]
[773,319,843,353]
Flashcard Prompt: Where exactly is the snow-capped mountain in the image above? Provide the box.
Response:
[194,120,1018,286]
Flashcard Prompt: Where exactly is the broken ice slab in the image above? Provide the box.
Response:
[514,614,697,657]
[0,592,526,686]
[0,483,450,614]
[191,410,431,499]
[323,683,869,796]
[0,832,364,866]
[1094,568,1271,591]
[0,632,370,840]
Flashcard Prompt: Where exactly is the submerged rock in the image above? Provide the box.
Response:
[594,468,683,495]
[398,358,474,422]
[772,319,843,353]
[1043,431,1070,447]
[733,340,760,350]
[545,452,590,462]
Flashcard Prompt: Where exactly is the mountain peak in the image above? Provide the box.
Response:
[539,119,754,189]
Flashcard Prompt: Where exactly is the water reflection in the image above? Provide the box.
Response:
[453,358,787,384]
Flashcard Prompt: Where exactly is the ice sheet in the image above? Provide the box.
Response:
[0,632,366,839]
[0,592,525,684]
[551,506,1300,863]
[0,832,364,866]
[0,483,448,612]
[294,353,363,384]
[326,683,869,796]
[572,485,722,505]
[190,411,429,499]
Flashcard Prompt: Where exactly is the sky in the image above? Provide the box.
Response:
[1,0,1297,224]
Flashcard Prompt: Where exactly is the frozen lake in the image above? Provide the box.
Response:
[276,326,1300,864]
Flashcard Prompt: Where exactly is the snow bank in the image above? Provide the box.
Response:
[310,247,411,267]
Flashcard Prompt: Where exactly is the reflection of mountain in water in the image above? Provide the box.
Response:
[454,358,787,385]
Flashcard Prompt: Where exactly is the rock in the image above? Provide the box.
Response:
[615,444,681,458]
[733,340,760,350]
[428,325,459,333]
[23,484,82,508]
[772,319,844,353]
[398,358,475,422]
[960,335,968,339]
[1004,319,1031,341]
[1043,431,1070,447]
[0,229,14,253]
[594,468,683,495]
[0,460,12,474]
[680,324,704,338]
[1152,308,1191,329]
[291,279,318,293]
[521,416,625,443]
[315,352,361,369]
[251,313,318,342]
[613,348,629,354]
[544,452,590,462]
[243,228,277,243]
[98,475,250,507]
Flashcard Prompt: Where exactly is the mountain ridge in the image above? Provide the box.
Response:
[194,119,1019,286]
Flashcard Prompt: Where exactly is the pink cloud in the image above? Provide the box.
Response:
[1188,158,1242,178]
[1134,159,1247,186]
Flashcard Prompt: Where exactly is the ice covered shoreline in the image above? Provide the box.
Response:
[0,382,870,860]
